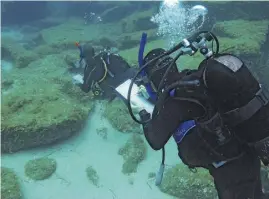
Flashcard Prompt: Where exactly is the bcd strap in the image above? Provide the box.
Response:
[222,84,269,126]
[198,112,231,145]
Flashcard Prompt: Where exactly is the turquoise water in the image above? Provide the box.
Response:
[1,1,269,199]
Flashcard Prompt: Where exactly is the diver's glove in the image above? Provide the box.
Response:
[131,101,145,113]
[138,85,150,100]
[72,74,84,85]
[139,109,151,123]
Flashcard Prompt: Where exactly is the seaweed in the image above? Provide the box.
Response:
[1,167,23,199]
[24,157,57,180]
[160,164,217,199]
[86,166,99,187]
[118,134,147,174]
[103,99,142,134]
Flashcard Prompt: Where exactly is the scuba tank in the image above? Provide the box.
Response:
[199,54,269,165]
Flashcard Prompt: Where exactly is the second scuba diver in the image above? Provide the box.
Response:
[128,31,269,199]
[70,42,137,100]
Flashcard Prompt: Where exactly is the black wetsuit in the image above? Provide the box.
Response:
[79,52,136,99]
[139,69,268,199]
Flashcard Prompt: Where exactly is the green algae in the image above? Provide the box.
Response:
[1,54,93,153]
[103,99,142,134]
[214,20,269,55]
[1,167,23,199]
[1,37,38,68]
[160,164,217,199]
[119,39,204,69]
[119,39,166,65]
[148,172,156,179]
[40,18,122,48]
[24,157,57,180]
[86,166,99,187]
[118,134,147,174]
[119,7,158,33]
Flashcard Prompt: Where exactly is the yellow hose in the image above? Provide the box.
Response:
[98,57,108,83]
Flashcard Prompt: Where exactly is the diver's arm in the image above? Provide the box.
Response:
[80,66,97,93]
[138,109,160,150]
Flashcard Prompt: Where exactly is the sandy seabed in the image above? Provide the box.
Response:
[1,102,180,199]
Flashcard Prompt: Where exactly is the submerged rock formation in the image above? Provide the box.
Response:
[103,99,142,134]
[24,157,57,180]
[118,134,147,174]
[1,52,93,153]
[1,167,23,199]
[160,164,217,199]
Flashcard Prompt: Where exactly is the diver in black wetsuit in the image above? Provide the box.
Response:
[128,31,269,199]
[71,42,136,99]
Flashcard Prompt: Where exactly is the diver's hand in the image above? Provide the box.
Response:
[131,101,145,113]
[138,85,150,99]
[72,74,83,85]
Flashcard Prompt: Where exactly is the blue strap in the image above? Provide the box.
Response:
[173,120,196,143]
[138,33,157,102]
[212,161,227,168]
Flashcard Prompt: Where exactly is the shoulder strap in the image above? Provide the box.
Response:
[222,84,269,126]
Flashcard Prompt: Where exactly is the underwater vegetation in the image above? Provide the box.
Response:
[148,172,156,179]
[86,166,100,187]
[118,134,147,174]
[1,167,23,199]
[103,99,142,134]
[24,157,57,180]
[96,127,108,140]
[160,164,218,199]
[1,38,39,68]
[1,53,93,153]
[213,20,269,55]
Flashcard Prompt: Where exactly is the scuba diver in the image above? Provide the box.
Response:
[71,42,136,100]
[126,31,269,199]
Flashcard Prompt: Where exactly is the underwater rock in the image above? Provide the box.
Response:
[213,20,269,56]
[118,134,147,174]
[34,45,62,57]
[22,33,47,50]
[96,127,108,140]
[1,167,23,199]
[148,172,156,179]
[1,79,14,90]
[133,17,158,31]
[117,28,158,50]
[160,164,217,199]
[1,38,38,68]
[118,7,158,33]
[92,37,118,49]
[1,54,93,153]
[103,99,142,134]
[86,166,99,187]
[24,157,57,180]
[201,2,269,22]
[40,18,121,48]
[1,79,14,95]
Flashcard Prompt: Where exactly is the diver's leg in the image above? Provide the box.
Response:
[207,149,262,199]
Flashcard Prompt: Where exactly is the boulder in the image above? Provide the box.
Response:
[1,54,93,153]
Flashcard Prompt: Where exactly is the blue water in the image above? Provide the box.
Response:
[1,1,269,199]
